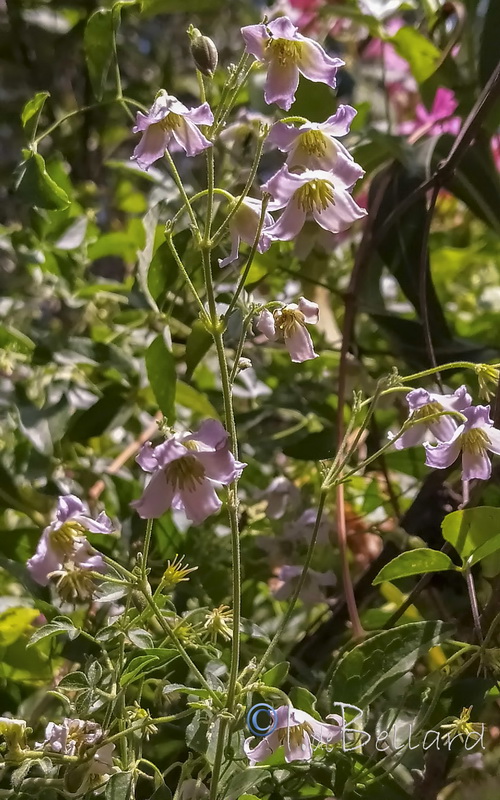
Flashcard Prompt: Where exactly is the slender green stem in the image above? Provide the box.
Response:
[166,230,207,317]
[170,188,235,230]
[204,147,215,243]
[229,311,255,383]
[142,518,153,580]
[224,194,270,319]
[164,150,200,233]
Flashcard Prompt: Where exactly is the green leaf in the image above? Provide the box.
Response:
[262,661,289,687]
[185,321,213,379]
[105,772,134,800]
[28,616,78,647]
[127,628,154,649]
[141,0,223,14]
[176,380,219,420]
[16,152,70,210]
[0,607,39,646]
[145,333,176,423]
[148,233,189,305]
[330,620,453,707]
[225,767,269,800]
[58,671,90,690]
[442,506,500,560]
[120,655,159,686]
[21,91,50,140]
[288,686,318,717]
[390,27,441,83]
[372,549,456,585]
[84,9,115,100]
[468,533,500,567]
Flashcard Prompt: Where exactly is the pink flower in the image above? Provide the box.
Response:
[392,385,472,450]
[27,495,113,586]
[244,704,342,764]
[257,297,319,363]
[424,405,500,481]
[219,197,274,268]
[132,91,213,170]
[269,105,363,184]
[272,564,336,604]
[262,166,366,241]
[241,16,343,111]
[399,88,460,137]
[132,420,245,524]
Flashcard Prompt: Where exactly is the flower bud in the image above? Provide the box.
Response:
[188,26,218,77]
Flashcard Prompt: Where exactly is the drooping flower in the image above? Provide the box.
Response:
[219,197,274,268]
[244,704,343,764]
[391,385,472,451]
[399,88,460,138]
[269,106,363,184]
[257,297,319,363]
[241,16,343,111]
[262,166,367,241]
[132,90,213,170]
[271,564,336,604]
[132,420,246,524]
[424,405,500,481]
[27,495,113,587]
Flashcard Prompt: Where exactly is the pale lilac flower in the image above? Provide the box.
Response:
[241,16,343,111]
[244,704,343,764]
[262,476,300,519]
[269,106,363,184]
[284,507,333,544]
[262,166,367,241]
[424,405,500,481]
[399,88,460,137]
[392,385,472,450]
[132,420,246,525]
[91,743,115,776]
[37,718,103,755]
[27,495,113,586]
[257,297,319,363]
[178,779,209,800]
[219,197,274,268]
[132,90,213,170]
[272,564,336,604]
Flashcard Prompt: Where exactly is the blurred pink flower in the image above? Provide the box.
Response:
[257,297,319,363]
[241,16,343,111]
[399,88,460,137]
[272,564,336,604]
[218,197,274,268]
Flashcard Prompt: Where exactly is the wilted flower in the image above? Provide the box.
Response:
[241,16,343,111]
[424,405,500,481]
[441,706,484,745]
[391,385,472,450]
[37,718,103,755]
[219,197,274,268]
[132,90,213,169]
[269,106,363,184]
[27,495,113,587]
[244,704,343,763]
[0,718,27,753]
[272,564,336,604]
[204,604,233,641]
[399,88,460,138]
[162,554,198,591]
[262,166,366,241]
[132,420,246,524]
[257,297,319,363]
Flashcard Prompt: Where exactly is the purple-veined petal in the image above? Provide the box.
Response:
[55,495,85,524]
[265,59,300,111]
[182,102,214,126]
[392,423,428,450]
[269,122,303,151]
[243,730,281,764]
[172,118,212,157]
[132,125,169,170]
[296,37,343,86]
[284,729,312,762]
[312,189,366,233]
[406,388,432,412]
[423,434,463,470]
[218,229,241,268]
[241,23,268,61]
[428,415,457,443]
[463,405,493,430]
[257,309,278,340]
[298,296,319,324]
[267,16,299,39]
[462,450,492,481]
[486,426,500,455]
[322,104,357,137]
[284,322,318,362]
[27,531,62,586]
[136,442,158,472]
[131,470,175,519]
[179,480,222,524]
[261,165,306,206]
[267,200,307,241]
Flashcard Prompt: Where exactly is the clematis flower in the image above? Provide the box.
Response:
[399,88,460,138]
[284,507,333,544]
[424,405,500,481]
[257,297,319,363]
[269,106,363,184]
[262,476,301,519]
[241,16,343,111]
[272,564,336,604]
[27,495,113,586]
[37,718,105,755]
[132,420,246,524]
[219,197,274,268]
[244,704,343,764]
[392,385,472,450]
[132,90,213,169]
[262,166,367,241]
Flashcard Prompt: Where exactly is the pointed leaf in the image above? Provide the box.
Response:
[373,549,456,585]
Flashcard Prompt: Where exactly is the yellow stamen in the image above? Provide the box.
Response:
[164,455,206,491]
[461,427,490,455]
[276,307,305,339]
[159,112,183,131]
[294,179,335,213]
[50,521,85,555]
[163,554,197,588]
[267,38,302,66]
[298,129,328,158]
[412,401,442,421]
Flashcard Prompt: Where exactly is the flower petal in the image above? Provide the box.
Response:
[218,229,241,268]
[27,531,62,586]
[424,435,462,470]
[131,470,175,519]
[285,322,318,362]
[261,165,306,206]
[243,730,280,764]
[284,729,312,762]
[266,200,307,241]
[463,405,493,430]
[298,296,319,324]
[257,309,278,340]
[55,495,85,524]
[182,102,214,126]
[432,384,472,412]
[241,23,268,60]
[428,416,458,443]
[172,118,212,157]
[136,442,159,472]
[196,449,246,484]
[486,426,500,455]
[190,419,228,451]
[269,122,303,152]
[312,189,366,233]
[265,59,300,111]
[392,423,427,450]
[462,450,491,481]
[406,388,431,411]
[296,37,344,86]
[322,104,357,137]
[132,125,169,170]
[268,16,299,39]
[179,480,222,524]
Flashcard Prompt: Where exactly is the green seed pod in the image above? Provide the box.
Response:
[189,27,218,78]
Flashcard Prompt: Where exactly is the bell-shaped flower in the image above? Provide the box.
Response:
[244,704,343,764]
[257,297,319,363]
[27,495,113,586]
[272,564,336,604]
[392,385,472,450]
[219,197,274,268]
[269,106,363,184]
[132,420,246,525]
[241,16,343,111]
[132,90,213,170]
[262,166,366,242]
[424,405,500,481]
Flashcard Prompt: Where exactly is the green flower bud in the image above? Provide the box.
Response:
[188,26,218,78]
